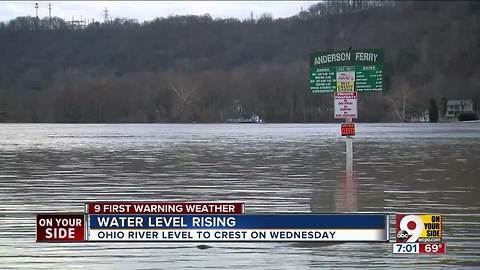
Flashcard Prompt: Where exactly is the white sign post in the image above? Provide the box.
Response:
[345,118,353,171]
[334,91,357,172]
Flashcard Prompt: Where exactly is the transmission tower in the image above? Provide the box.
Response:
[103,8,109,23]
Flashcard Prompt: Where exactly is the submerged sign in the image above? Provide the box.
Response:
[310,49,384,93]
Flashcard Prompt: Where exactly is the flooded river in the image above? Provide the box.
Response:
[0,123,479,269]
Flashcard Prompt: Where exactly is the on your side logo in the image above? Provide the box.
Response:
[396,214,442,243]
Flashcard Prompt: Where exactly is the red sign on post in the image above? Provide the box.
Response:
[341,123,356,136]
[36,214,85,242]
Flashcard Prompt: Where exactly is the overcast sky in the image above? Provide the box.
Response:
[0,1,320,23]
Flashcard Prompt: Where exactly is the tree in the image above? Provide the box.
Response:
[387,80,411,122]
[428,98,438,123]
[166,71,199,122]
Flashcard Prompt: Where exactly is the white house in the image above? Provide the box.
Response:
[445,100,473,118]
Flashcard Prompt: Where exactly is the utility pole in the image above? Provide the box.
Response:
[34,2,39,30]
[49,2,52,29]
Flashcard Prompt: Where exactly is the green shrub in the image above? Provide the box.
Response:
[458,112,479,121]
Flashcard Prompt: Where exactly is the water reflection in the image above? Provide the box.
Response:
[335,170,357,213]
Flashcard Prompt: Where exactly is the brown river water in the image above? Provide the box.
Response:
[0,123,479,269]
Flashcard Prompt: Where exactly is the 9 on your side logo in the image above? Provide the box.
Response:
[396,214,442,243]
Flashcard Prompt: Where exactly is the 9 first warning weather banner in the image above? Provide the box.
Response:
[36,201,388,242]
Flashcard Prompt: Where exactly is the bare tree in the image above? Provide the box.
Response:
[166,71,199,121]
[387,80,411,122]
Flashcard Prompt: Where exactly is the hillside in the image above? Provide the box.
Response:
[0,1,479,122]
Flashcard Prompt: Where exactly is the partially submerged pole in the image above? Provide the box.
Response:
[345,118,353,172]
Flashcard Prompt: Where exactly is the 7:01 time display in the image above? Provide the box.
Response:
[393,243,419,254]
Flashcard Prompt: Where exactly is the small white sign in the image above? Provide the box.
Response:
[334,92,358,119]
[336,70,355,82]
[336,66,355,92]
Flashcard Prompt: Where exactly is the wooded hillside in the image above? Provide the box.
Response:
[0,1,479,122]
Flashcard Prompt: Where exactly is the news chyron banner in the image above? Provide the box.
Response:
[393,214,446,254]
[88,214,387,241]
[36,201,388,242]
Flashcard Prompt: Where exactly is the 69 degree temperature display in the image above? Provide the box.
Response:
[420,243,446,254]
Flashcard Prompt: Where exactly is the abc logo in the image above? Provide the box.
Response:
[397,215,424,242]
[396,230,410,240]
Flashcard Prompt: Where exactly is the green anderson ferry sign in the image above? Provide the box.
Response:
[309,49,384,93]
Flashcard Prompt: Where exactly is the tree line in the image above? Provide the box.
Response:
[0,0,479,123]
